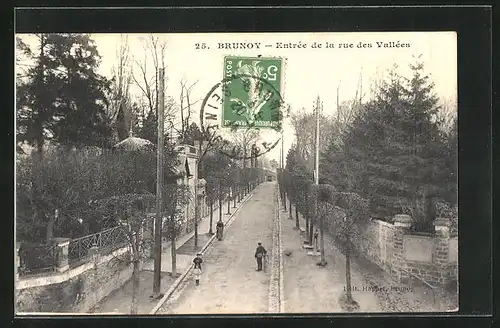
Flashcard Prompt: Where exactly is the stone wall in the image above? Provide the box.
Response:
[16,200,227,314]
[447,237,458,283]
[348,218,394,271]
[16,248,133,313]
[333,214,458,287]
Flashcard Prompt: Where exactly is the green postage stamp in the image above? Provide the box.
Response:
[221,56,283,129]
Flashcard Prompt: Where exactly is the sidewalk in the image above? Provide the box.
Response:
[281,201,458,312]
[90,196,247,314]
[157,182,275,314]
[280,203,382,313]
[143,202,227,274]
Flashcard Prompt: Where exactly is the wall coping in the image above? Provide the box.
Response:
[16,246,130,290]
[434,217,452,227]
[404,234,434,240]
[371,218,394,227]
[52,237,71,247]
[394,214,412,223]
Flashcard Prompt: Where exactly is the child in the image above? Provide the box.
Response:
[193,253,203,285]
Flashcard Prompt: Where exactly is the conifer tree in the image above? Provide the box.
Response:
[16,34,113,152]
[332,60,449,229]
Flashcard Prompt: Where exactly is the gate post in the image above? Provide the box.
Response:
[53,238,71,273]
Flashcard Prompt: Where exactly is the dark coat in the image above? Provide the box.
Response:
[255,245,267,258]
[193,257,203,269]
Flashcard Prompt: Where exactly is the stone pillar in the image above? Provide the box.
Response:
[89,245,100,269]
[392,214,411,282]
[53,238,71,273]
[433,218,451,285]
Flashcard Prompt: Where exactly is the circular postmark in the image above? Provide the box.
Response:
[200,72,289,160]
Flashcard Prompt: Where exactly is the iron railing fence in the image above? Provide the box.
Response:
[68,226,128,267]
[18,243,57,277]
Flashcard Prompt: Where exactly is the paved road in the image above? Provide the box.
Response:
[158,182,275,314]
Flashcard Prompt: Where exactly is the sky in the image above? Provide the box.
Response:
[16,32,457,164]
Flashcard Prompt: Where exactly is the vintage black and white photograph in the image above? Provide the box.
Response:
[15,31,458,314]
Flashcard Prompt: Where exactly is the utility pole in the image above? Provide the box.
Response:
[279,149,282,169]
[315,96,327,267]
[153,68,165,295]
[194,140,202,250]
[281,130,284,168]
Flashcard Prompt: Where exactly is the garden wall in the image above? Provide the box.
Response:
[330,213,457,287]
[16,199,225,314]
[16,247,133,313]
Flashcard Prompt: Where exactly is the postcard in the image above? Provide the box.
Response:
[15,31,458,314]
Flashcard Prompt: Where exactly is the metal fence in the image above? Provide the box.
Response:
[68,226,128,266]
[18,243,57,277]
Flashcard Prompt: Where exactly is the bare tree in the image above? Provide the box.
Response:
[92,180,189,314]
[435,95,457,135]
[332,74,366,145]
[229,129,260,193]
[291,74,366,172]
[108,35,133,140]
[291,111,336,172]
[174,79,202,142]
[93,194,155,315]
[131,35,177,140]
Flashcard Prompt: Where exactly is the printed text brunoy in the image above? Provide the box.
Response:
[208,41,410,49]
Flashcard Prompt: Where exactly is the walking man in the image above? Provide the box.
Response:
[254,242,267,271]
[193,253,203,286]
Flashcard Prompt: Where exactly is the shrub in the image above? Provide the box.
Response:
[435,200,458,235]
[16,145,181,243]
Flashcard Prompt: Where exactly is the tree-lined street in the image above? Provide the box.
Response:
[16,32,460,315]
[158,183,274,314]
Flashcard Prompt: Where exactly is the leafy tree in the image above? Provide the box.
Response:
[269,159,279,170]
[326,61,449,230]
[17,35,53,156]
[400,59,447,229]
[16,140,181,244]
[16,34,114,153]
[179,122,203,146]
